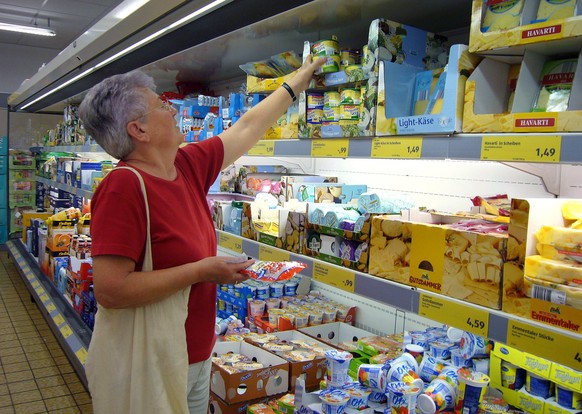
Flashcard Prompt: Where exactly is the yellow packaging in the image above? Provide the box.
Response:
[524,255,582,285]
[536,0,577,23]
[482,0,525,32]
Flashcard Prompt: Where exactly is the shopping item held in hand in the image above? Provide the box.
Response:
[241,260,307,282]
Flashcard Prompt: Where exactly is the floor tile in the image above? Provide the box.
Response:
[32,366,61,379]
[73,392,92,406]
[0,334,19,343]
[3,362,31,374]
[49,407,80,414]
[10,389,42,405]
[28,358,55,370]
[78,403,93,414]
[7,380,37,394]
[5,370,34,383]
[44,394,77,410]
[0,383,8,395]
[13,400,46,414]
[39,384,70,399]
[0,394,13,407]
[36,375,65,389]
[0,347,25,358]
[66,381,86,395]
[1,354,28,365]
[58,365,74,375]
[25,350,52,361]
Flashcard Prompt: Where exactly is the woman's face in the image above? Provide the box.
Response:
[138,88,182,147]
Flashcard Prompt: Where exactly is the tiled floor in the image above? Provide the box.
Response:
[0,251,93,414]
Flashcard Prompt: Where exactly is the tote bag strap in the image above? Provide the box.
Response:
[113,166,153,271]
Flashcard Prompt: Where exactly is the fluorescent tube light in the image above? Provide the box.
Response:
[20,0,230,110]
[0,22,56,36]
[115,0,150,19]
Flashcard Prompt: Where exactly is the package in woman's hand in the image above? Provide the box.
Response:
[241,261,307,282]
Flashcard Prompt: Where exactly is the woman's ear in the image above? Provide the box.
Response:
[127,120,148,142]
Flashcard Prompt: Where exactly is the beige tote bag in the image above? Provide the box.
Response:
[85,167,191,414]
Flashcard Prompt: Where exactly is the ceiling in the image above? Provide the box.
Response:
[0,0,125,51]
[9,0,474,112]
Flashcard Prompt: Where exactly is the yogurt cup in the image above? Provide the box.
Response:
[556,384,582,410]
[526,372,554,399]
[385,381,421,414]
[308,309,324,326]
[283,280,298,296]
[265,298,280,310]
[458,332,492,359]
[455,368,490,414]
[437,365,459,387]
[500,361,525,390]
[293,311,309,328]
[450,348,472,368]
[341,383,372,410]
[322,307,337,323]
[385,355,423,390]
[410,333,431,349]
[404,344,425,366]
[368,389,387,403]
[249,299,266,317]
[267,308,285,326]
[357,364,387,392]
[270,282,284,298]
[325,349,354,387]
[429,340,455,359]
[446,327,464,343]
[417,378,456,413]
[256,285,269,299]
[319,388,350,414]
[418,355,448,382]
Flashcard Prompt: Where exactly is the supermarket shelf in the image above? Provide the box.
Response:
[6,239,91,389]
[32,144,104,153]
[36,176,93,199]
[245,133,582,164]
[216,230,582,371]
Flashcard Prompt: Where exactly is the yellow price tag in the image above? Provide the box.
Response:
[31,280,40,288]
[311,139,349,158]
[218,232,243,253]
[46,303,56,313]
[76,347,88,365]
[419,294,489,337]
[35,287,44,295]
[371,137,422,158]
[53,314,65,326]
[507,320,582,371]
[248,141,275,156]
[39,294,49,303]
[259,245,290,262]
[481,135,561,163]
[312,262,355,293]
[60,324,73,338]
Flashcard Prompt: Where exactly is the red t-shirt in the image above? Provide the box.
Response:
[90,136,224,364]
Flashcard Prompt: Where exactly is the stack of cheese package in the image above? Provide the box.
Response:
[524,201,582,311]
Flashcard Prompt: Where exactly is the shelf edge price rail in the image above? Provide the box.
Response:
[311,139,350,158]
[418,293,489,337]
[312,261,355,293]
[371,137,423,159]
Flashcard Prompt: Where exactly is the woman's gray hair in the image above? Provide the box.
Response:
[78,70,156,160]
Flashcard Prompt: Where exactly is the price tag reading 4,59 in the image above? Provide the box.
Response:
[481,135,561,163]
[419,293,489,337]
[218,232,243,253]
[248,141,275,156]
[312,262,355,293]
[371,137,422,159]
[259,245,290,262]
[311,139,349,158]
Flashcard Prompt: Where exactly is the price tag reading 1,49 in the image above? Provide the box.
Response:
[248,140,275,156]
[371,137,423,159]
[481,135,561,163]
[312,262,355,293]
[419,293,489,337]
[218,232,243,254]
[311,139,350,158]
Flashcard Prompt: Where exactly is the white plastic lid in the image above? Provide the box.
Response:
[417,393,437,414]
[447,327,464,343]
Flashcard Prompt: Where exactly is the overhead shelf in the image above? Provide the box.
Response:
[6,239,91,389]
[216,230,582,372]
[246,134,582,164]
[36,176,94,199]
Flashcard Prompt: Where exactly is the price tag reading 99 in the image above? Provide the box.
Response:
[311,139,350,158]
[312,262,355,293]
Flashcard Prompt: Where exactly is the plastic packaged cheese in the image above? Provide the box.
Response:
[524,275,582,309]
[524,255,582,285]
[534,0,577,23]
[536,225,582,253]
[481,0,525,32]
[531,58,577,112]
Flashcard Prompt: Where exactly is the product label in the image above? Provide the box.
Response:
[311,139,349,157]
[481,135,561,161]
[217,231,243,253]
[521,24,563,43]
[248,141,275,156]
[312,261,355,293]
[530,299,581,333]
[259,245,290,262]
[506,320,582,371]
[371,137,422,158]
[419,294,489,337]
[60,324,73,338]
[76,347,88,365]
[52,313,65,326]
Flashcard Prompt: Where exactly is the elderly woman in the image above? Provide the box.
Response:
[78,55,324,414]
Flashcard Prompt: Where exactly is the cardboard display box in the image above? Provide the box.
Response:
[469,0,582,53]
[207,391,284,414]
[463,49,582,133]
[368,210,505,309]
[21,210,52,242]
[46,219,76,252]
[245,330,334,391]
[210,341,289,404]
[503,198,582,335]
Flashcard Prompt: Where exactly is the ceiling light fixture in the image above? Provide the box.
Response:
[20,0,230,110]
[0,22,56,36]
[115,0,151,19]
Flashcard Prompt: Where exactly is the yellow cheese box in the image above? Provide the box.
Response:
[46,219,76,252]
[503,198,582,334]
[368,211,505,309]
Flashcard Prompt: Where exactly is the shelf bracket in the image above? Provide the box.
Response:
[501,162,562,196]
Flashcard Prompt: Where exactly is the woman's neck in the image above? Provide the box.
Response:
[123,156,177,181]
